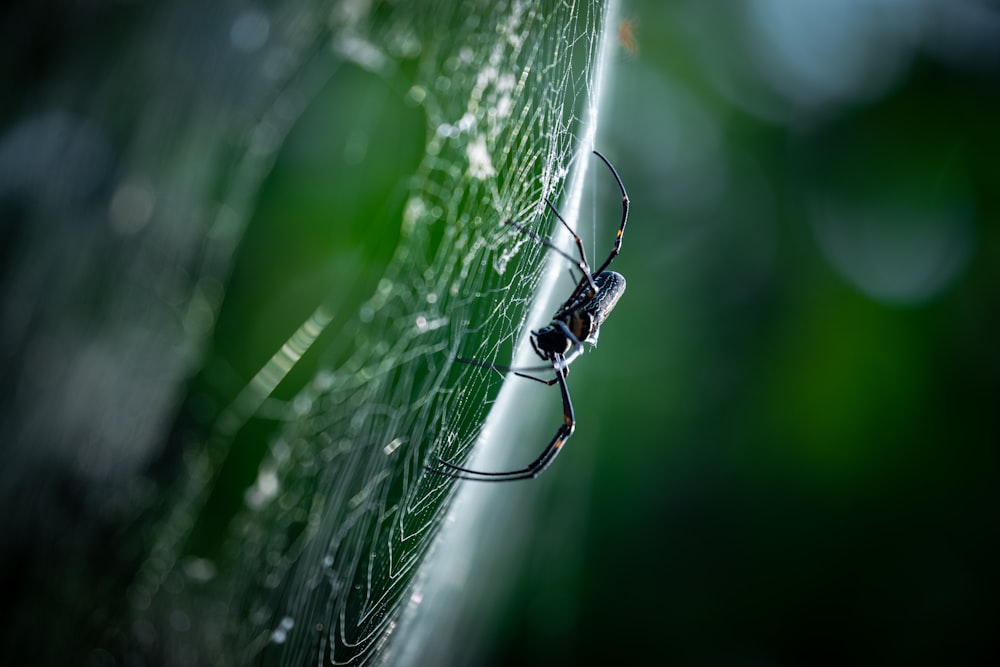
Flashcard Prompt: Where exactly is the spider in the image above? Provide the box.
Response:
[430,150,629,482]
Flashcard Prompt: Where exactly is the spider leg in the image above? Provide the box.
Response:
[453,355,569,387]
[550,320,586,370]
[544,196,592,270]
[543,197,609,315]
[590,150,630,276]
[454,356,558,376]
[486,319,588,377]
[543,197,599,299]
[528,335,546,362]
[513,369,562,386]
[505,217,599,300]
[428,360,576,482]
[504,219,589,282]
[454,321,585,377]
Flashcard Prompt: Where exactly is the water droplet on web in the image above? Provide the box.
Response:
[230,10,270,53]
[169,610,191,632]
[270,616,295,644]
[109,179,155,235]
[407,85,427,105]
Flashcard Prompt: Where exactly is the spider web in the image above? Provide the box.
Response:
[0,0,617,664]
[135,1,617,664]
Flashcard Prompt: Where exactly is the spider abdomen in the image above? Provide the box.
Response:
[587,271,626,329]
[574,270,626,345]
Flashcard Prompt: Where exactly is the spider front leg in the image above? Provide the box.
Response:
[546,320,586,371]
[427,358,576,482]
[455,321,583,381]
[505,198,599,300]
[519,320,585,383]
[590,150,630,276]
[543,197,599,301]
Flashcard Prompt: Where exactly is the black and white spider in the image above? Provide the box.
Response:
[430,150,629,482]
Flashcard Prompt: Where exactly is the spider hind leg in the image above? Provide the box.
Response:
[427,361,576,482]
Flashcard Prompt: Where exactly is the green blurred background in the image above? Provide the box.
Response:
[2,0,999,664]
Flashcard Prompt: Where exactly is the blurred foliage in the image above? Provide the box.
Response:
[2,0,1000,665]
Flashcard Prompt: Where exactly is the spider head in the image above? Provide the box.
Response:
[532,324,573,358]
